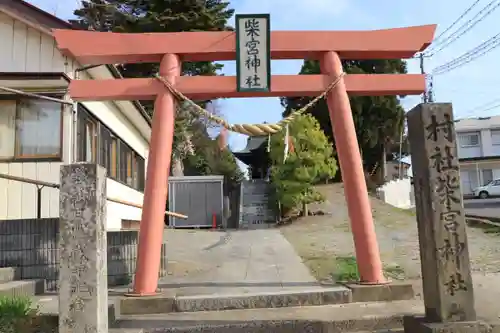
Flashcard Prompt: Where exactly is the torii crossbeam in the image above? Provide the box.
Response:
[53,23,436,296]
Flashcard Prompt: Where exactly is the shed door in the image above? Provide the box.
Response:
[170,181,222,227]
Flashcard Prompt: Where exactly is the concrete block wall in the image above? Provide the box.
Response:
[0,218,168,291]
[376,178,415,209]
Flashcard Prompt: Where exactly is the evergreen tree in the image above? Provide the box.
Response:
[281,59,407,183]
[71,0,242,179]
[71,0,234,86]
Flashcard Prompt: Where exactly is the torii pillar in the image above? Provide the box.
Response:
[321,51,384,282]
[53,24,436,295]
[133,54,180,294]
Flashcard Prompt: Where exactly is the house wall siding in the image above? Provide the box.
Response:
[0,13,149,230]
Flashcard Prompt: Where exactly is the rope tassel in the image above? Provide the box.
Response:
[283,123,289,162]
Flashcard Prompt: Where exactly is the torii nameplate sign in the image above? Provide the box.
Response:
[236,14,271,92]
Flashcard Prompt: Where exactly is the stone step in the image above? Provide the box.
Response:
[37,303,117,331]
[0,267,15,283]
[120,286,352,315]
[119,282,415,315]
[108,328,404,333]
[0,280,45,297]
[114,300,424,333]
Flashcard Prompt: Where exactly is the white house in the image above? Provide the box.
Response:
[0,0,151,230]
[455,116,500,195]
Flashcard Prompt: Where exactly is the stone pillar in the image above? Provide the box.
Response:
[59,163,108,333]
[405,103,482,332]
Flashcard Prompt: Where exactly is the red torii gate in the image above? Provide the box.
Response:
[53,24,436,296]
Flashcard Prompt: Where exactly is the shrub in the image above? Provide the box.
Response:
[270,114,338,213]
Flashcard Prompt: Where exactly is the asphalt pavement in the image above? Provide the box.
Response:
[464,198,500,219]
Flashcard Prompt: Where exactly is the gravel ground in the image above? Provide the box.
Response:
[281,183,500,280]
[280,183,500,320]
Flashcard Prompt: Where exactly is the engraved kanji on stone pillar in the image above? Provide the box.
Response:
[59,163,108,333]
[407,103,475,323]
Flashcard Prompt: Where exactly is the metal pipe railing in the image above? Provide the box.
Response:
[0,172,188,220]
[0,173,58,219]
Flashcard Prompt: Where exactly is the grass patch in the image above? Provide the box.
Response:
[399,208,416,216]
[304,255,407,283]
[384,263,406,280]
[483,226,500,234]
[301,254,339,283]
[0,295,33,318]
[0,296,57,333]
[302,255,361,283]
[332,256,359,282]
[0,296,35,333]
[466,218,500,235]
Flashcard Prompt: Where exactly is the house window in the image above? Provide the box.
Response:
[76,103,146,192]
[99,124,112,174]
[76,105,97,163]
[110,137,118,178]
[491,130,500,145]
[133,153,146,191]
[0,98,62,160]
[461,170,479,192]
[458,133,480,147]
[126,147,133,187]
[482,169,493,185]
[118,141,129,184]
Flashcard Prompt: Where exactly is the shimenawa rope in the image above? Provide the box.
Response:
[155,72,345,136]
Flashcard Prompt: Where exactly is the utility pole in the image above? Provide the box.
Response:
[420,53,428,103]
[428,75,435,102]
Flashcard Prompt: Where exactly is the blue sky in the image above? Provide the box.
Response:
[29,0,500,154]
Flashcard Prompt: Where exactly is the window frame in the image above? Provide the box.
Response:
[75,103,146,192]
[0,95,64,162]
[110,136,118,179]
[458,132,480,148]
[491,129,500,146]
[482,169,493,186]
[85,117,98,163]
[76,104,99,163]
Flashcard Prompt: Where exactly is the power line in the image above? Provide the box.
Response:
[461,97,500,116]
[427,0,499,54]
[432,31,500,75]
[475,101,500,113]
[426,0,500,56]
[430,0,481,46]
[461,101,500,117]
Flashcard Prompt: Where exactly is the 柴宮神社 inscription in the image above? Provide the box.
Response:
[236,14,271,92]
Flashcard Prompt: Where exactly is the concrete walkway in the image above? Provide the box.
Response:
[148,228,321,296]
[36,228,341,314]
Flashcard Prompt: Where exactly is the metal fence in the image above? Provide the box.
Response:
[0,218,168,291]
[238,180,277,229]
[168,176,224,228]
[0,172,170,290]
